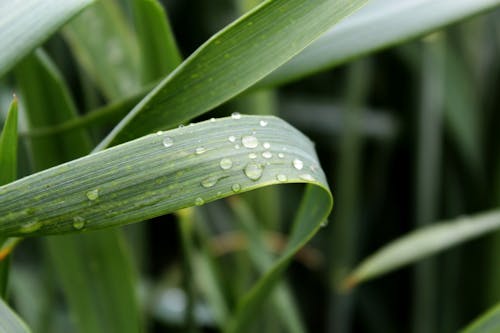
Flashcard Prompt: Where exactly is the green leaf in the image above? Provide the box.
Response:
[345,209,500,289]
[95,0,368,148]
[260,0,500,86]
[14,50,141,333]
[0,97,18,297]
[0,0,94,78]
[132,0,182,83]
[0,298,31,333]
[461,302,500,333]
[63,0,141,99]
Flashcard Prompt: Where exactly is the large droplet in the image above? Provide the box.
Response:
[162,137,173,147]
[73,216,86,230]
[292,159,304,170]
[86,189,99,201]
[201,175,219,188]
[195,147,206,155]
[232,184,241,192]
[242,135,258,148]
[19,220,42,233]
[244,162,263,180]
[231,112,241,119]
[276,174,287,182]
[195,197,204,206]
[219,158,233,170]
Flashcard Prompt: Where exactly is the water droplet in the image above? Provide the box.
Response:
[195,147,206,155]
[321,220,329,228]
[162,137,173,147]
[178,124,185,128]
[210,118,215,122]
[292,159,304,170]
[263,142,271,149]
[231,112,241,119]
[195,197,204,206]
[278,153,285,158]
[259,120,268,127]
[156,130,163,135]
[262,151,272,159]
[299,174,315,181]
[228,135,236,143]
[73,216,86,230]
[248,153,257,159]
[244,163,263,180]
[276,174,287,182]
[234,144,240,149]
[201,175,219,188]
[242,135,259,148]
[19,220,42,233]
[232,184,241,192]
[219,158,233,170]
[86,189,99,201]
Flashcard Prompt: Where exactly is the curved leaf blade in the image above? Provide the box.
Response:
[261,0,500,86]
[345,209,500,289]
[461,302,500,333]
[96,0,368,148]
[0,96,18,186]
[0,0,94,78]
[0,298,31,333]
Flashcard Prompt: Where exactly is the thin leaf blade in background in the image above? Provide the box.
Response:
[345,209,500,288]
[0,0,94,78]
[0,298,31,333]
[461,302,500,333]
[96,0,368,148]
[132,0,182,83]
[261,0,500,86]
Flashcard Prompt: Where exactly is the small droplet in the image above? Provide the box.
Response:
[234,144,240,149]
[195,147,206,155]
[262,151,272,159]
[292,159,304,170]
[73,216,86,230]
[195,197,204,206]
[299,174,315,181]
[321,220,329,228]
[276,174,287,182]
[178,124,185,128]
[156,130,163,135]
[86,189,99,201]
[244,163,263,180]
[248,153,257,159]
[19,220,42,233]
[219,158,233,170]
[259,120,268,127]
[210,118,216,122]
[231,112,241,119]
[278,153,285,158]
[263,142,271,149]
[162,137,173,147]
[232,184,241,192]
[201,175,219,188]
[242,135,259,148]
[228,135,236,143]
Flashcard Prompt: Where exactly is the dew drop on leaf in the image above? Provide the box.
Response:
[201,176,219,188]
[86,189,99,201]
[195,147,206,155]
[195,197,204,206]
[244,163,263,180]
[19,220,42,233]
[259,120,268,127]
[228,135,236,143]
[219,158,233,170]
[232,184,241,192]
[263,142,271,149]
[299,173,315,181]
[262,151,272,159]
[231,112,241,119]
[276,174,287,182]
[72,216,86,230]
[292,159,304,170]
[162,137,173,147]
[242,135,259,148]
[248,153,257,159]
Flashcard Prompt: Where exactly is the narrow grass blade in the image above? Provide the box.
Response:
[261,0,500,86]
[461,302,500,333]
[0,97,18,297]
[344,209,500,289]
[132,0,182,83]
[0,0,93,78]
[95,0,368,148]
[63,0,141,99]
[14,50,141,333]
[0,298,31,333]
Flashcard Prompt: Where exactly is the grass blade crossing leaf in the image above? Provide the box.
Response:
[96,0,368,148]
[0,298,31,333]
[461,302,500,333]
[0,0,94,78]
[0,97,18,297]
[344,209,500,289]
[261,0,500,86]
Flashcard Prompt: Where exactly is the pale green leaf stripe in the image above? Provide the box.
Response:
[261,0,500,86]
[0,115,330,236]
[0,298,31,333]
[461,302,500,333]
[346,209,500,288]
[0,0,93,78]
[96,0,368,148]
